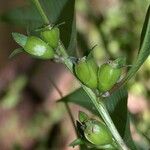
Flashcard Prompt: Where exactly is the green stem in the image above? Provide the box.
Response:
[49,77,78,136]
[59,43,129,150]
[32,0,50,25]
[33,0,78,142]
[65,102,78,136]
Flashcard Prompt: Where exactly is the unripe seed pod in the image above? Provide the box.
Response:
[40,27,60,49]
[75,57,98,89]
[12,33,54,59]
[84,119,113,146]
[98,62,122,92]
[24,36,54,59]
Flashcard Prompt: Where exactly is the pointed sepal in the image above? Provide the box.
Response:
[113,56,126,68]
[78,111,89,123]
[12,32,27,47]
[9,48,24,59]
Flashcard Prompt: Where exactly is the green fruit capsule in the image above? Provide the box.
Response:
[84,119,113,146]
[98,61,122,92]
[24,36,54,59]
[74,57,98,89]
[40,27,60,49]
[12,33,54,59]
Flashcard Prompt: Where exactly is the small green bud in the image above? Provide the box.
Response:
[40,27,60,49]
[75,57,98,89]
[84,119,113,146]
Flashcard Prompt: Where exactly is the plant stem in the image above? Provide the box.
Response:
[65,102,78,136]
[49,77,78,136]
[32,0,78,140]
[32,0,50,25]
[33,2,129,149]
[59,43,129,150]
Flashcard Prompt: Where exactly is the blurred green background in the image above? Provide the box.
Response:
[0,0,150,150]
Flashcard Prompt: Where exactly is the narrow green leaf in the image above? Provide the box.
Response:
[59,88,97,114]
[12,33,27,47]
[9,48,24,59]
[123,4,150,83]
[123,113,138,150]
[140,5,150,48]
[39,0,68,24]
[0,6,43,28]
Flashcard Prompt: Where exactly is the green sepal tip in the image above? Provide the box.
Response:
[12,32,27,47]
[113,56,126,68]
[78,111,89,123]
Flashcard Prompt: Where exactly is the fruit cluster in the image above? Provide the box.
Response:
[12,25,60,59]
[74,54,126,94]
[12,25,126,94]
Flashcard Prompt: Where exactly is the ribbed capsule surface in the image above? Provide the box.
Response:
[24,36,54,59]
[75,58,98,89]
[98,63,121,92]
[40,27,60,49]
[84,119,113,146]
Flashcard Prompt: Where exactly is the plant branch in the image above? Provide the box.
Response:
[33,0,78,137]
[49,77,78,136]
[33,2,129,150]
[32,0,50,25]
[65,102,78,136]
[59,43,129,150]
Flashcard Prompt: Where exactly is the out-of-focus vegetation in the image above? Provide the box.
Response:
[0,0,149,150]
[76,0,150,149]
